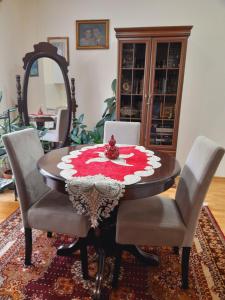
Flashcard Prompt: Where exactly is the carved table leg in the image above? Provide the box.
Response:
[57,238,83,256]
[93,248,105,300]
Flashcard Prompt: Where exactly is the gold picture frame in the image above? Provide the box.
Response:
[76,19,109,50]
[47,37,69,63]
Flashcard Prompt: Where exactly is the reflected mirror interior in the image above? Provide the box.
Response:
[28,57,67,129]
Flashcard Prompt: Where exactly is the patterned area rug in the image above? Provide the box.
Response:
[0,207,224,300]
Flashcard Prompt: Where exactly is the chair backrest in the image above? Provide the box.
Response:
[175,136,224,246]
[55,108,68,142]
[103,121,140,145]
[2,128,50,226]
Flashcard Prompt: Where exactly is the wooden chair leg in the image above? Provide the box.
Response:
[24,228,32,266]
[47,232,52,238]
[80,238,89,280]
[181,247,191,289]
[173,246,179,255]
[112,245,122,288]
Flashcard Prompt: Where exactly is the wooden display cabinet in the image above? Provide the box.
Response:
[115,26,192,155]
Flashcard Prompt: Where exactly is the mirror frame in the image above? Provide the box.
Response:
[22,42,72,146]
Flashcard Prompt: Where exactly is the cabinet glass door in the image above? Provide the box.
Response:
[149,41,182,147]
[119,43,147,122]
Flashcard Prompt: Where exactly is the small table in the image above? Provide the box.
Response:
[38,145,180,299]
[29,114,56,129]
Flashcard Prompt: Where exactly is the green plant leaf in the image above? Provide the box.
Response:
[111,78,117,95]
[78,114,84,123]
[73,136,82,144]
[104,97,115,104]
[80,124,87,129]
[95,119,105,128]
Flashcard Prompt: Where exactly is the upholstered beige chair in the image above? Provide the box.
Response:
[3,128,90,279]
[103,121,140,145]
[41,108,68,143]
[113,136,225,289]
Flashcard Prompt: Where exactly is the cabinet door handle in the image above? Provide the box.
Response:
[147,95,152,106]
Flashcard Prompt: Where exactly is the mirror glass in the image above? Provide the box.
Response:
[27,57,67,130]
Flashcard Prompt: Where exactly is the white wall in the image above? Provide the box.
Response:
[0,0,26,112]
[1,0,225,175]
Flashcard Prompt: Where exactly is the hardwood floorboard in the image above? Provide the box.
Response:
[0,178,225,233]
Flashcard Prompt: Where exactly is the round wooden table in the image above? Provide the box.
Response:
[38,145,180,199]
[37,145,181,299]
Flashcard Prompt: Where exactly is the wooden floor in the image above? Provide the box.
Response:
[0,178,225,234]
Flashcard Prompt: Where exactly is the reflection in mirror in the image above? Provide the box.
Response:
[27,58,68,146]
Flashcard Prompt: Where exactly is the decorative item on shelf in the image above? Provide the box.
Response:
[122,80,131,94]
[37,107,43,115]
[160,105,174,119]
[122,52,133,68]
[104,135,119,160]
[120,106,138,117]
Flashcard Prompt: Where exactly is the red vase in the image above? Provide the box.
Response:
[105,135,119,160]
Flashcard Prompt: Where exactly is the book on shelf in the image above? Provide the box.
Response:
[156,127,173,133]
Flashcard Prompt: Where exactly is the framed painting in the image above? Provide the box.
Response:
[76,19,109,49]
[30,60,39,77]
[47,37,69,63]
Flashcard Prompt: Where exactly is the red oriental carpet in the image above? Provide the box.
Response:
[0,207,224,300]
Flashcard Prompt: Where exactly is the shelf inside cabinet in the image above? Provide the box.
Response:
[152,118,174,121]
[155,67,179,70]
[122,67,145,70]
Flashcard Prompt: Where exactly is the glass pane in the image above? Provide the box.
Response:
[131,95,142,120]
[154,70,166,94]
[166,70,179,94]
[120,95,132,119]
[155,43,169,68]
[150,120,163,145]
[121,70,132,94]
[134,44,146,68]
[163,96,176,120]
[120,43,146,123]
[122,44,134,68]
[152,96,163,119]
[168,42,181,68]
[150,95,176,146]
[133,70,144,95]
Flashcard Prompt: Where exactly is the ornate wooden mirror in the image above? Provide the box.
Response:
[17,42,77,147]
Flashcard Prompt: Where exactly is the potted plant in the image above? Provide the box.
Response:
[0,154,12,179]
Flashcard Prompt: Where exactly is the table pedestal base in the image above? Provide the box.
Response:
[56,217,159,300]
[57,239,81,256]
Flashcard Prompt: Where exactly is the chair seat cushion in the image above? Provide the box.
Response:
[116,196,186,246]
[41,130,58,142]
[27,190,90,237]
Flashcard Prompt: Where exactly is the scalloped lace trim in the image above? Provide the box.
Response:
[66,175,125,228]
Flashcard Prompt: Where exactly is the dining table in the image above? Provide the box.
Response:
[29,113,56,129]
[37,144,180,299]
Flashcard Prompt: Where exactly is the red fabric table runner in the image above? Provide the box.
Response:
[58,144,161,185]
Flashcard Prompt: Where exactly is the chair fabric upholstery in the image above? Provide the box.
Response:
[116,136,225,247]
[27,190,89,237]
[117,196,186,246]
[3,128,90,237]
[41,108,68,143]
[103,121,140,145]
